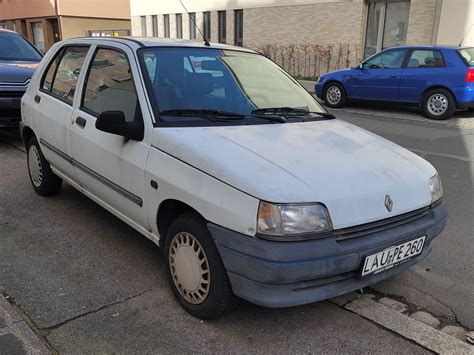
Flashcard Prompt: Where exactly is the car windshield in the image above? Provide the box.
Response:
[0,31,42,62]
[138,47,326,125]
[458,47,474,66]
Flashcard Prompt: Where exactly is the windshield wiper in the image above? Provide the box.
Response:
[251,107,335,119]
[160,108,287,123]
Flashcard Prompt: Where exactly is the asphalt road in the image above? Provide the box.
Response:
[0,107,472,352]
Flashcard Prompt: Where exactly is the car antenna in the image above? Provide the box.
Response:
[179,0,210,46]
[459,23,474,47]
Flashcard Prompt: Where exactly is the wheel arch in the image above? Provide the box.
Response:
[21,126,36,150]
[421,86,457,107]
[156,199,206,247]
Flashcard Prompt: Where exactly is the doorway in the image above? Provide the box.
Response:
[364,1,411,58]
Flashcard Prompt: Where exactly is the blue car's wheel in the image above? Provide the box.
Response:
[422,88,455,120]
[324,82,347,108]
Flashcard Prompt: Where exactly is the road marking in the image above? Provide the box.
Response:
[345,297,474,354]
[409,148,473,162]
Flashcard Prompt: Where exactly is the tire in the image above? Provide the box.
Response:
[324,82,347,108]
[164,213,239,319]
[26,136,62,196]
[422,88,455,120]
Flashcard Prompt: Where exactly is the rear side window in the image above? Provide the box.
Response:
[407,50,445,68]
[41,46,89,104]
[458,48,474,66]
[81,48,140,122]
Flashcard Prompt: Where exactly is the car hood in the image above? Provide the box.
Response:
[0,61,39,83]
[152,120,436,229]
[321,68,354,79]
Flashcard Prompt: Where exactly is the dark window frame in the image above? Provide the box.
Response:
[203,11,211,41]
[218,10,226,44]
[404,48,447,69]
[151,15,158,37]
[141,16,147,37]
[79,45,143,127]
[234,9,243,46]
[176,14,183,39]
[189,12,196,39]
[163,14,170,38]
[39,45,90,106]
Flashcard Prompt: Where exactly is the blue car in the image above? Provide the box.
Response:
[316,46,474,120]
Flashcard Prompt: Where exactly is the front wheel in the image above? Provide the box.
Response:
[324,82,347,108]
[422,89,455,120]
[26,136,62,196]
[164,213,239,319]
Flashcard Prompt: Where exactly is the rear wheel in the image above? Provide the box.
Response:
[164,213,238,319]
[422,88,455,120]
[26,136,62,196]
[324,82,347,108]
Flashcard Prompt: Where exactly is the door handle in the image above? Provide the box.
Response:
[75,116,87,128]
[390,76,399,78]
[34,95,41,103]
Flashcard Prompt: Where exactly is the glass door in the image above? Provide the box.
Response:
[364,1,410,58]
[31,22,45,53]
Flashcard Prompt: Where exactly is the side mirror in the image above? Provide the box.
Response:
[353,63,363,70]
[95,111,143,141]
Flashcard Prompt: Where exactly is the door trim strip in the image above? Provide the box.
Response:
[40,138,143,207]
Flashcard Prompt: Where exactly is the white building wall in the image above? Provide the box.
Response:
[436,0,474,46]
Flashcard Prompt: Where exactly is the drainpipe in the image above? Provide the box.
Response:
[54,0,63,41]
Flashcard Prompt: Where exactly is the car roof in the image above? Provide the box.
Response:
[384,45,462,51]
[63,36,257,53]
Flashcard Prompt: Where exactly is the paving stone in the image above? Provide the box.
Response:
[410,311,441,329]
[0,334,27,355]
[378,297,408,313]
[441,325,467,342]
[330,292,358,306]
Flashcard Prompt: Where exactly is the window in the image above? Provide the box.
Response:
[164,14,170,38]
[82,48,140,123]
[176,14,183,39]
[42,46,89,104]
[0,31,42,61]
[234,10,243,46]
[203,12,211,41]
[189,13,196,39]
[31,22,45,53]
[218,11,226,44]
[152,15,158,37]
[141,16,147,37]
[363,49,407,69]
[407,50,445,68]
[458,48,474,66]
[0,23,7,30]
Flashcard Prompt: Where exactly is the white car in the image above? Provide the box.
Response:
[20,37,447,319]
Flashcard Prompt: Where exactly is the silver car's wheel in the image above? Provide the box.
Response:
[28,145,43,187]
[326,86,341,105]
[169,232,210,305]
[427,94,448,116]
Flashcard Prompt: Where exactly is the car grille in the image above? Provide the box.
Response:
[0,78,30,91]
[333,206,430,241]
[0,91,25,98]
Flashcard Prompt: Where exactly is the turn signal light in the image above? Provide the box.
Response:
[466,68,474,82]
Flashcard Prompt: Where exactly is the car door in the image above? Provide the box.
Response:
[349,48,408,101]
[70,44,151,228]
[34,45,90,179]
[399,49,449,103]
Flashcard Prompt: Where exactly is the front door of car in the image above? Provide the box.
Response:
[349,48,407,101]
[34,46,89,180]
[70,45,150,228]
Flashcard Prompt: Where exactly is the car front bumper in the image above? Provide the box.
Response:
[208,201,447,308]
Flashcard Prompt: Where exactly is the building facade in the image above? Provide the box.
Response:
[0,0,131,52]
[130,0,474,78]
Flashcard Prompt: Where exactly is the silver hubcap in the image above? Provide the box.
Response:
[427,94,448,116]
[28,145,43,187]
[169,232,210,305]
[326,86,341,105]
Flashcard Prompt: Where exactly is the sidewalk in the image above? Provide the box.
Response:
[0,292,50,354]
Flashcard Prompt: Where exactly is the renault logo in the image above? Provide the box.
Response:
[385,195,393,212]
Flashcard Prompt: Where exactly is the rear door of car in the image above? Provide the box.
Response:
[70,42,152,228]
[33,45,90,180]
[398,48,451,103]
[349,48,408,101]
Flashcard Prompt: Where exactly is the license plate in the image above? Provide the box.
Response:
[361,236,426,277]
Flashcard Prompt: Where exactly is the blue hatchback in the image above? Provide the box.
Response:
[315,46,474,120]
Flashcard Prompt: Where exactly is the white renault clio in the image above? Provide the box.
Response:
[20,37,447,319]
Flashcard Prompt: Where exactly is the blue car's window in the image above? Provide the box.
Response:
[407,50,445,68]
[139,47,325,124]
[458,48,474,66]
[0,31,42,61]
[363,49,407,69]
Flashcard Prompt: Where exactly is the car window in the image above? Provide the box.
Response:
[363,49,407,69]
[458,48,474,66]
[49,47,89,104]
[0,31,42,61]
[407,50,445,68]
[41,49,63,92]
[82,48,140,123]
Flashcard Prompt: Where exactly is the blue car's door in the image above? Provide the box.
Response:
[349,48,408,101]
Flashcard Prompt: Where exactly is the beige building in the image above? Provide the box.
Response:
[0,0,131,52]
[130,0,474,78]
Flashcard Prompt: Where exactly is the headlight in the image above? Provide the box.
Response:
[429,173,443,203]
[257,201,332,237]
